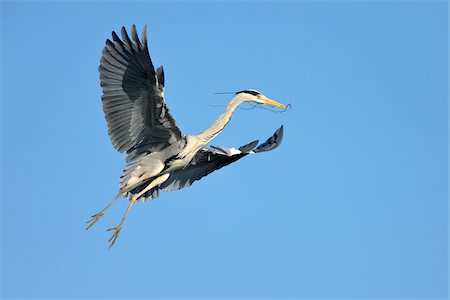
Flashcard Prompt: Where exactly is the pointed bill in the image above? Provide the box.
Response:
[259,95,286,108]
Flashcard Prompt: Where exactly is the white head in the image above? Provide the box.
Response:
[233,89,286,108]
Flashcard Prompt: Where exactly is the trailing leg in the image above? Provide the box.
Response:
[86,193,121,230]
[107,173,170,248]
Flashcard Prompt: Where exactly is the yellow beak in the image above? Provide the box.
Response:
[259,95,286,108]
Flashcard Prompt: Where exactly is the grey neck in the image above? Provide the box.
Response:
[196,95,247,145]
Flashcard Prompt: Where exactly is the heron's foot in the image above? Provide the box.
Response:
[107,226,122,248]
[86,212,105,230]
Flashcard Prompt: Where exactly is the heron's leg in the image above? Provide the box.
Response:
[107,173,170,248]
[106,196,137,248]
[133,173,170,201]
[86,193,122,230]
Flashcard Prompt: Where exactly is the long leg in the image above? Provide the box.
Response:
[107,173,170,248]
[86,193,122,230]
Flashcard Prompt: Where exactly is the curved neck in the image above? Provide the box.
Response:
[196,95,246,145]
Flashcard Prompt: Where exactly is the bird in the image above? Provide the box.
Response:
[87,24,287,247]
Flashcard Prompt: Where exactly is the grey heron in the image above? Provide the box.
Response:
[87,25,286,247]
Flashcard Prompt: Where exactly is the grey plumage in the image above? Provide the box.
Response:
[89,25,287,247]
[135,126,284,201]
[99,24,183,154]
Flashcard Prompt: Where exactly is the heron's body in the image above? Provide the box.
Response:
[87,25,286,247]
[120,141,182,193]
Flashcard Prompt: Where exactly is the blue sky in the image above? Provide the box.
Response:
[1,1,448,299]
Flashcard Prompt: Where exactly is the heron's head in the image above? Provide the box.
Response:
[235,89,286,108]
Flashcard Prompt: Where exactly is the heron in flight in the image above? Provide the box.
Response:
[87,25,286,247]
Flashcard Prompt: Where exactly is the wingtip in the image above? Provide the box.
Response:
[130,24,141,46]
[121,26,131,43]
[277,125,284,141]
[275,125,284,136]
[253,126,284,153]
[142,24,148,46]
[111,30,121,44]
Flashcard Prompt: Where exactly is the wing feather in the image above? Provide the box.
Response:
[161,126,283,192]
[130,126,284,201]
[99,25,184,153]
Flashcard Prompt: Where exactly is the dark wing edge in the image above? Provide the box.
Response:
[99,25,183,154]
[254,125,283,153]
[132,125,284,201]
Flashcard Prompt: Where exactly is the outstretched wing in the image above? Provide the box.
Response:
[99,25,183,153]
[161,125,283,192]
[131,126,284,201]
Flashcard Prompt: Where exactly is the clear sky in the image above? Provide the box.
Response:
[1,1,448,299]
